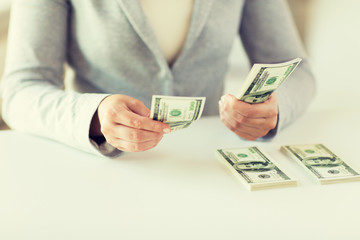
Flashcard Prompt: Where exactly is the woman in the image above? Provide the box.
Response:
[0,0,315,157]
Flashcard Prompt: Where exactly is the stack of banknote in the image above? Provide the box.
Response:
[217,144,360,191]
[281,144,360,184]
[216,147,297,191]
[150,95,206,131]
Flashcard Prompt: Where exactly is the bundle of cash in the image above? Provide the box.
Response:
[281,144,360,184]
[237,58,302,103]
[216,147,297,191]
[150,95,206,131]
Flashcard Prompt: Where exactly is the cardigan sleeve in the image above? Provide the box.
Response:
[239,0,316,134]
[0,0,118,157]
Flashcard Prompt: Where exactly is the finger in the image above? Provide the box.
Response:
[111,124,164,143]
[236,131,263,141]
[220,94,278,119]
[219,105,269,130]
[123,96,151,117]
[104,105,170,133]
[109,138,161,152]
[119,110,171,133]
[220,106,277,136]
[220,116,269,138]
[220,116,259,140]
[219,98,278,129]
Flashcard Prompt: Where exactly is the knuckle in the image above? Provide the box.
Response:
[156,135,164,142]
[129,131,141,141]
[150,142,158,150]
[100,123,112,135]
[228,101,238,111]
[132,143,142,152]
[237,133,248,140]
[125,142,141,152]
[260,130,269,137]
[144,142,157,151]
[151,121,162,132]
[227,123,236,132]
[244,135,257,141]
[238,133,257,141]
[155,132,164,140]
[222,103,229,112]
[269,121,277,130]
[104,107,117,119]
[131,98,142,108]
[243,108,255,117]
[237,115,247,124]
[125,143,135,152]
[151,141,160,149]
[107,139,117,147]
[267,119,277,130]
[269,109,278,117]
[233,120,242,129]
[129,118,142,129]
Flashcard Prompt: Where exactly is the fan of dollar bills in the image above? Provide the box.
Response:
[237,57,302,103]
[150,95,206,131]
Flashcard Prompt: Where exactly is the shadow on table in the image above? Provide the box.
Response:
[0,98,9,130]
[0,119,9,130]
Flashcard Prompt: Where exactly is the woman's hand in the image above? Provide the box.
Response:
[91,94,171,152]
[219,94,278,140]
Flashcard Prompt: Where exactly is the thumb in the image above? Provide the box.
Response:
[125,97,150,117]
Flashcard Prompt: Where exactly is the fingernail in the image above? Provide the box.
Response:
[163,128,171,134]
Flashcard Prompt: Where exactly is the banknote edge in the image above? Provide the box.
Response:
[216,148,297,191]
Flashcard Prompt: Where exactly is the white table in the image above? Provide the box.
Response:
[0,106,360,240]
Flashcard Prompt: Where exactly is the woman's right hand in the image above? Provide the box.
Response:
[90,94,171,152]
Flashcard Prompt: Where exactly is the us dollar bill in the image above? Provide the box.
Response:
[237,58,302,103]
[281,144,360,184]
[216,146,296,191]
[150,95,206,131]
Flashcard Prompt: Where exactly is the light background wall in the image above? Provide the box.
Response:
[306,0,360,110]
[1,0,360,129]
[226,0,360,111]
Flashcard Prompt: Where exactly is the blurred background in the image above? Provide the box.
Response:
[0,0,359,130]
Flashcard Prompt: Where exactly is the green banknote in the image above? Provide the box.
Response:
[281,144,360,184]
[150,95,206,131]
[217,146,296,191]
[238,58,302,103]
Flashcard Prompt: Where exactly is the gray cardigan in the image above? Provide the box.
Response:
[1,0,315,156]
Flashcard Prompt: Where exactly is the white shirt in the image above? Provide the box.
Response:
[139,0,194,65]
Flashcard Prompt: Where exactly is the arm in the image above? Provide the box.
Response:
[239,0,316,133]
[0,0,170,156]
[220,0,316,140]
[0,0,108,155]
